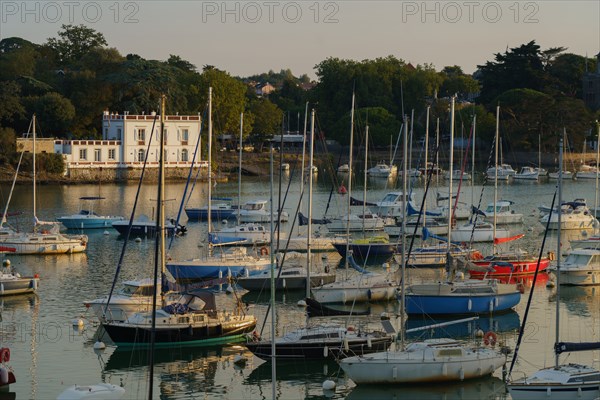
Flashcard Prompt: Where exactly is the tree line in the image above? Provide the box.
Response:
[0,25,598,167]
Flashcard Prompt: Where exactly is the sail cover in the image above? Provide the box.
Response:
[555,341,600,354]
[493,234,525,245]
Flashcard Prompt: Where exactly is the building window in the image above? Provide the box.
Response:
[94,149,101,162]
[108,148,116,160]
[163,149,168,162]
[79,149,87,160]
[137,129,145,143]
[182,149,188,162]
[138,149,145,162]
[181,129,189,144]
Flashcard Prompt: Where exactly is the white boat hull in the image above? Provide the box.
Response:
[311,275,397,304]
[340,340,506,384]
[558,269,600,285]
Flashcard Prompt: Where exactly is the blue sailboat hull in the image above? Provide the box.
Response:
[185,208,236,221]
[332,242,397,260]
[166,261,272,280]
[58,216,124,229]
[404,292,521,315]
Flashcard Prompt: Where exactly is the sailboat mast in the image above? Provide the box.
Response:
[555,131,564,369]
[207,87,213,246]
[594,123,599,218]
[238,113,243,223]
[33,114,37,222]
[300,101,308,222]
[363,126,368,234]
[345,93,355,270]
[423,107,430,221]
[306,109,316,298]
[149,93,167,400]
[447,97,455,251]
[268,141,276,398]
[493,106,500,253]
[472,115,476,209]
[399,115,408,348]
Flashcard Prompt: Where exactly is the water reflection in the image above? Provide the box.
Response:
[345,376,506,400]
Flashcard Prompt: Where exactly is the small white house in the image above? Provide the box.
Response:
[55,111,207,172]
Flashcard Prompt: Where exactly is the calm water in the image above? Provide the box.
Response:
[1,171,600,399]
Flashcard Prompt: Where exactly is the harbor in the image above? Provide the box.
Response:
[1,171,600,399]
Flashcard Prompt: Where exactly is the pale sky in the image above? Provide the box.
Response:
[1,1,599,79]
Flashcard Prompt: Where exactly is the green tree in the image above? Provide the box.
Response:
[0,37,39,80]
[248,98,283,149]
[439,66,480,98]
[0,81,25,123]
[46,24,107,64]
[25,92,76,135]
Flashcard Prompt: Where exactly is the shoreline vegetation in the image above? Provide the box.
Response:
[0,150,593,184]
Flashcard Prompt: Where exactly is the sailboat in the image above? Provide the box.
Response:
[338,103,508,384]
[402,100,522,316]
[0,115,88,255]
[507,135,600,400]
[166,89,273,281]
[101,93,257,347]
[310,95,397,305]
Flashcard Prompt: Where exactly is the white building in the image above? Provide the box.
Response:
[54,111,207,173]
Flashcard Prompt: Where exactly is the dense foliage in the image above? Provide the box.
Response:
[0,25,598,170]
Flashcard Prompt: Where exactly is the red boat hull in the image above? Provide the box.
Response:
[469,258,551,277]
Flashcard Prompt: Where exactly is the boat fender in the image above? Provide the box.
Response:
[548,251,555,261]
[323,346,328,357]
[31,279,38,290]
[324,265,330,274]
[343,338,349,351]
[0,348,9,362]
[252,331,261,341]
[483,331,497,346]
[0,284,3,295]
[260,247,269,256]
[367,289,372,300]
[0,368,7,384]
[517,283,525,294]
[367,337,372,348]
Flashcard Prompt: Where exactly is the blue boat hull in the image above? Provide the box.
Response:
[404,292,521,315]
[185,208,236,221]
[166,262,272,280]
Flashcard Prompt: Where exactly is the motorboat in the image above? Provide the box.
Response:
[485,164,516,180]
[444,169,471,181]
[84,278,177,322]
[451,221,512,243]
[245,324,393,360]
[367,162,397,178]
[326,212,385,232]
[550,248,600,285]
[112,215,186,237]
[575,164,599,179]
[57,196,124,229]
[468,248,552,278]
[185,198,236,221]
[0,259,39,296]
[237,200,289,223]
[539,202,598,230]
[513,166,547,181]
[482,201,524,224]
[368,191,417,218]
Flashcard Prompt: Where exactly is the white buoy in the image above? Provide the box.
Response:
[546,279,556,288]
[93,340,106,350]
[476,329,484,337]
[297,299,307,307]
[103,230,110,235]
[134,237,142,243]
[3,259,10,267]
[322,380,336,391]
[222,219,227,224]
[72,318,84,327]
[380,312,390,320]
[226,285,234,294]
